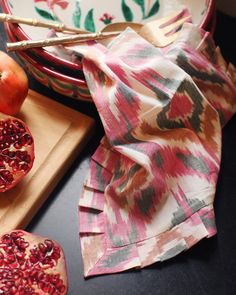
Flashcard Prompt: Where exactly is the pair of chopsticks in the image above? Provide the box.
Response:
[0,13,122,51]
[1,10,190,51]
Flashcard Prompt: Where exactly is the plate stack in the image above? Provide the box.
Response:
[1,0,216,103]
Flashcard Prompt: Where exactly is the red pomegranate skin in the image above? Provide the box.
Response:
[0,229,68,294]
[0,113,34,192]
[0,51,28,116]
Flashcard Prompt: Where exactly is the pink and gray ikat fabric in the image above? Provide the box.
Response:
[76,23,236,277]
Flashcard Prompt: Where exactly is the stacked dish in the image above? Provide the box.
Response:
[1,0,216,102]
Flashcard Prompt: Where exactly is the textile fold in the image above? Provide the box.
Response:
[77,24,236,277]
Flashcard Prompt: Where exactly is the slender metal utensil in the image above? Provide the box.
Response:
[6,10,191,51]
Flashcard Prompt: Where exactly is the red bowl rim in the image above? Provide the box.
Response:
[5,22,88,88]
[1,0,83,71]
[199,0,216,29]
[21,51,88,87]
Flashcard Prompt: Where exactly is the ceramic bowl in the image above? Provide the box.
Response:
[17,51,91,101]
[5,23,91,102]
[1,0,83,73]
[51,0,215,32]
[1,0,216,73]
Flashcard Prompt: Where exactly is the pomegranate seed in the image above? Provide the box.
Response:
[15,251,25,259]
[29,255,38,264]
[42,256,52,265]
[1,286,10,292]
[9,286,18,294]
[50,276,59,285]
[58,285,66,293]
[2,234,11,242]
[45,240,54,251]
[8,151,16,158]
[42,283,51,293]
[19,163,29,171]
[10,232,20,240]
[38,281,45,290]
[13,142,21,149]
[18,241,29,250]
[0,170,14,183]
[6,280,14,287]
[13,274,20,280]
[23,134,33,145]
[54,279,64,289]
[6,254,16,264]
[52,251,61,260]
[0,230,67,294]
[47,285,56,294]
[24,154,32,164]
[37,271,44,281]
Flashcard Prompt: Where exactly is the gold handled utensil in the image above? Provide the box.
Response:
[0,13,87,34]
[5,10,191,51]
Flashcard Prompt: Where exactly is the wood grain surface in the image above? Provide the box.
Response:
[0,90,94,234]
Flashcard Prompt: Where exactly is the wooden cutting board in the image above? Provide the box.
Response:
[0,90,94,234]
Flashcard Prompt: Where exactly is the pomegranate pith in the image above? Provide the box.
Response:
[0,230,68,294]
[0,113,34,192]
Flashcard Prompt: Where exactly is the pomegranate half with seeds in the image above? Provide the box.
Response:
[0,113,34,192]
[0,230,68,294]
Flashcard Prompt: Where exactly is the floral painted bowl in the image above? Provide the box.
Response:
[1,0,84,73]
[5,23,92,102]
[50,0,215,32]
[1,0,215,73]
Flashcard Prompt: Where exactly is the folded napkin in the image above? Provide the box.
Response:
[77,23,236,277]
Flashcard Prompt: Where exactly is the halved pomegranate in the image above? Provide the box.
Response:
[0,113,34,192]
[0,230,68,294]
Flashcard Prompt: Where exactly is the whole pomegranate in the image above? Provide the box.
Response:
[0,113,34,192]
[0,230,68,294]
[0,51,28,116]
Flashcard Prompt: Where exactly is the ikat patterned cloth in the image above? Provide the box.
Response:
[77,23,236,277]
